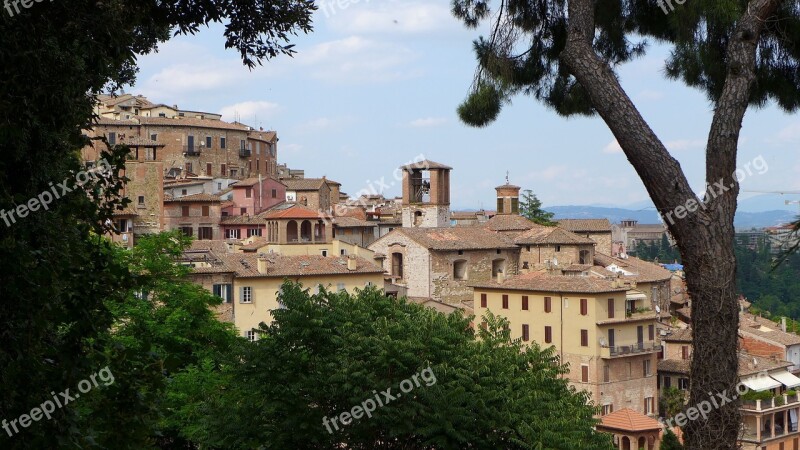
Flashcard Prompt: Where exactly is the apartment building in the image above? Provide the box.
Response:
[163,193,224,240]
[472,273,659,417]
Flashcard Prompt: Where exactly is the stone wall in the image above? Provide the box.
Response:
[430,248,520,304]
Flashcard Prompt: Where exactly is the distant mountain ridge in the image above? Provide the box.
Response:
[545,205,797,229]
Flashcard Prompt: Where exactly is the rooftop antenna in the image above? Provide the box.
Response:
[505,171,510,185]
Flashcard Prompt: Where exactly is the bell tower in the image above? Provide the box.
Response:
[400,159,452,228]
[495,173,520,215]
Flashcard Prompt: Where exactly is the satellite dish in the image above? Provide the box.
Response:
[655,305,661,313]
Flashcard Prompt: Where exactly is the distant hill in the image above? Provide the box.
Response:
[546,205,797,228]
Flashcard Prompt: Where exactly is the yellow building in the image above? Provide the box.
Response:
[218,253,385,340]
[472,271,659,417]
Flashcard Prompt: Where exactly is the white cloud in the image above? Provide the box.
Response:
[408,117,447,128]
[325,2,457,35]
[772,123,800,144]
[296,36,418,83]
[293,116,358,134]
[664,139,704,152]
[603,139,623,154]
[219,101,280,123]
[137,64,250,99]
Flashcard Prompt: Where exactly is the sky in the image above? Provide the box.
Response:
[130,0,800,212]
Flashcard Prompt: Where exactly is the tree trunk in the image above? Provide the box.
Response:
[559,0,782,447]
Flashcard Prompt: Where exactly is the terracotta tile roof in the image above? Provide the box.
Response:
[495,183,521,189]
[220,254,385,278]
[562,264,594,272]
[400,159,452,170]
[111,207,138,217]
[137,116,250,131]
[280,178,327,191]
[514,226,596,245]
[263,203,324,220]
[182,248,236,274]
[483,214,538,232]
[164,193,221,203]
[333,217,374,228]
[239,238,269,251]
[389,227,517,251]
[93,117,139,126]
[324,179,341,186]
[594,253,672,283]
[556,218,612,233]
[658,359,691,375]
[739,313,800,346]
[220,212,268,225]
[247,130,277,142]
[739,352,792,377]
[599,408,662,432]
[663,328,693,342]
[470,271,628,294]
[189,240,232,254]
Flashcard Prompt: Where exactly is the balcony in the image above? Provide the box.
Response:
[600,341,659,358]
[742,392,800,412]
[239,148,251,158]
[183,145,200,156]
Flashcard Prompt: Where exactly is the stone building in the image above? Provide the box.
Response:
[246,129,278,177]
[400,160,452,228]
[282,178,333,213]
[163,193,224,240]
[557,218,613,254]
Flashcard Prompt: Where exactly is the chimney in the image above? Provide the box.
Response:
[782,317,787,332]
[497,271,505,283]
[257,257,270,274]
[347,255,357,271]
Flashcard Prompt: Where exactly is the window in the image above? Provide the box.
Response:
[502,295,509,309]
[581,365,589,383]
[678,378,689,390]
[608,298,615,318]
[202,205,209,216]
[321,250,328,257]
[246,187,252,198]
[150,133,157,141]
[207,163,212,176]
[391,252,403,278]
[643,359,651,376]
[544,326,552,343]
[245,330,256,342]
[522,324,530,342]
[337,283,346,292]
[602,404,613,416]
[580,329,588,347]
[185,162,192,173]
[522,295,529,310]
[247,228,261,238]
[555,245,561,252]
[198,227,213,240]
[212,284,233,303]
[648,324,655,341]
[240,286,253,303]
[158,112,166,117]
[608,329,615,347]
[453,260,467,280]
[664,376,671,388]
[340,249,347,256]
[544,296,552,313]
[644,397,654,415]
[511,197,519,213]
[108,132,116,144]
[181,205,190,217]
[179,226,193,237]
[137,195,145,206]
[240,139,246,150]
[115,219,129,233]
[480,293,487,308]
[221,164,227,176]
[220,137,226,148]
[580,298,588,316]
[604,364,610,382]
[682,345,690,360]
[206,136,212,148]
[271,188,277,198]
[181,189,188,196]
[496,197,504,214]
[226,229,240,239]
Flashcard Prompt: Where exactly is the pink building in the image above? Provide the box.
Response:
[223,177,286,217]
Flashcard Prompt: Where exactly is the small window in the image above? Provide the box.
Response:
[202,206,209,216]
[337,283,346,292]
[247,228,261,238]
[241,287,253,304]
[108,132,116,144]
[245,330,256,342]
[480,293,487,308]
[581,365,589,383]
[138,196,145,206]
[580,329,588,347]
[180,226,193,237]
[453,260,467,280]
[457,250,463,255]
[502,295,509,309]
[221,164,227,176]
[207,163,212,176]
[246,187,252,198]
[240,139,246,150]
[644,397,654,415]
[240,208,247,215]
[643,359,652,377]
[150,133,157,141]
[544,296,552,313]
[220,137,226,148]
[181,189,188,196]
[522,324,530,342]
[682,345,690,360]
[225,229,240,239]
[602,404,613,416]
[340,249,347,256]
[198,227,213,240]
[608,298,615,319]
[522,296,529,311]
[544,326,552,343]
[271,189,277,198]
[181,205,190,217]
[206,136,212,148]
[212,284,233,303]
[604,364,610,382]
[555,245,561,252]
[580,298,588,316]
[678,378,689,390]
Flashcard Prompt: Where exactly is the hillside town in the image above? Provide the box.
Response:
[81,94,800,450]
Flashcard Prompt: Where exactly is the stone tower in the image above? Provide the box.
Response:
[495,175,521,215]
[400,159,452,228]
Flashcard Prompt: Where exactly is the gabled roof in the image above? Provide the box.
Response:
[137,116,249,131]
[263,203,324,220]
[470,271,628,294]
[247,130,277,142]
[483,214,538,232]
[164,193,221,203]
[495,183,521,190]
[219,254,384,278]
[382,227,517,251]
[281,178,328,191]
[514,226,596,245]
[333,216,374,228]
[556,218,612,233]
[740,313,800,346]
[400,160,453,170]
[594,253,672,283]
[663,328,693,342]
[599,408,662,432]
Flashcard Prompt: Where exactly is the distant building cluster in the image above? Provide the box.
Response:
[85,94,800,450]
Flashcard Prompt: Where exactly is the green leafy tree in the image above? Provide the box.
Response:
[661,387,687,418]
[0,2,314,446]
[661,428,685,450]
[451,1,800,447]
[519,189,556,225]
[180,283,613,449]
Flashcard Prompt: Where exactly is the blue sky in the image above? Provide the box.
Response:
[130,0,800,212]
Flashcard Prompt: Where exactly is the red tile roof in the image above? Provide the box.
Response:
[387,227,517,251]
[483,214,538,232]
[514,226,596,245]
[137,116,249,131]
[598,408,662,432]
[470,271,628,294]
[263,203,324,220]
[400,159,453,170]
[556,218,612,232]
[220,254,385,278]
[164,193,221,203]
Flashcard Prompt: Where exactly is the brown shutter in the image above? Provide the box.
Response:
[480,293,487,308]
[545,326,552,343]
[581,365,589,383]
[581,329,588,347]
[502,295,509,309]
[649,324,655,341]
[580,298,588,316]
[544,296,551,313]
[522,296,529,310]
[522,324,529,342]
[608,298,615,318]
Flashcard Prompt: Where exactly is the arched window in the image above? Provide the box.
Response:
[391,252,404,278]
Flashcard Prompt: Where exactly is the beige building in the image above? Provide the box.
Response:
[472,273,659,417]
[282,178,333,213]
[557,219,613,254]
